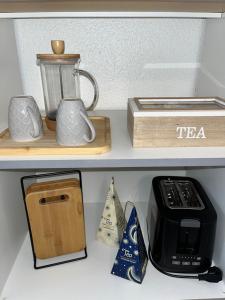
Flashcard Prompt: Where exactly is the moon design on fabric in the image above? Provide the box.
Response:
[129,224,137,244]
[127,266,140,283]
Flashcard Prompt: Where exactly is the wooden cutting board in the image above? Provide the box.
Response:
[0,116,111,155]
[26,178,80,194]
[26,179,86,259]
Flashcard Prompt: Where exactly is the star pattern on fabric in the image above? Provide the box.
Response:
[111,207,148,284]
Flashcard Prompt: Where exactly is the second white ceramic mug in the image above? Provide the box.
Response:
[8,96,43,142]
[56,98,96,146]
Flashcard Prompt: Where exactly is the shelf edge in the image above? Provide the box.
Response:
[0,11,222,19]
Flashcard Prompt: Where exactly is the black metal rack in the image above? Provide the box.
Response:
[21,170,87,269]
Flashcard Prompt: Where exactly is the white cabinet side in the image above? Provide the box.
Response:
[0,19,26,294]
[0,171,28,294]
[186,167,225,282]
[195,18,225,98]
[0,19,23,132]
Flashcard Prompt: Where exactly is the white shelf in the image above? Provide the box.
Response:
[0,0,224,19]
[0,11,222,19]
[1,202,225,300]
[1,110,225,169]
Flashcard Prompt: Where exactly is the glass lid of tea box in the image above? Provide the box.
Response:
[129,97,225,117]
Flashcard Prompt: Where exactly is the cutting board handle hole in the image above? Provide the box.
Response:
[39,195,69,205]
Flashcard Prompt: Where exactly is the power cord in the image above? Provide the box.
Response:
[149,251,223,283]
[198,266,223,283]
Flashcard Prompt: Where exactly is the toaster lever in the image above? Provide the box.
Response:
[178,219,200,255]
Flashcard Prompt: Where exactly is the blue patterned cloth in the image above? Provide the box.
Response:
[111,206,148,284]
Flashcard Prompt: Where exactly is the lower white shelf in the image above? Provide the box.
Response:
[1,203,225,300]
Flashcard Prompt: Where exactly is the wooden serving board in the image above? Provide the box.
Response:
[26,179,86,259]
[0,116,111,155]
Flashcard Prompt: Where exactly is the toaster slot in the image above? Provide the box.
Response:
[160,180,182,208]
[176,181,205,210]
[160,179,205,210]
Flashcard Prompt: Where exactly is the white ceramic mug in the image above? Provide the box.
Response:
[56,98,96,146]
[8,96,43,142]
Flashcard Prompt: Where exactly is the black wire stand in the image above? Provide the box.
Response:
[21,170,87,269]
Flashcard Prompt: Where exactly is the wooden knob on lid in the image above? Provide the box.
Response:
[51,40,65,55]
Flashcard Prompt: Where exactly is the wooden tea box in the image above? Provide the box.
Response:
[127,97,225,147]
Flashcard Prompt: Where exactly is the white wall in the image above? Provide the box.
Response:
[195,18,225,98]
[14,18,205,111]
[81,169,185,204]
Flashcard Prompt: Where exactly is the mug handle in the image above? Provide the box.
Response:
[73,68,99,111]
[27,106,40,138]
[79,110,96,143]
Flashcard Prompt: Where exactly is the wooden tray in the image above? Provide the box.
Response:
[0,116,111,155]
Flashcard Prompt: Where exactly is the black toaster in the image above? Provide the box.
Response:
[147,176,217,273]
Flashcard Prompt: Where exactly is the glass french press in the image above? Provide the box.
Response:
[37,40,99,129]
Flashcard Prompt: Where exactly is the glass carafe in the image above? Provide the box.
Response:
[37,41,98,121]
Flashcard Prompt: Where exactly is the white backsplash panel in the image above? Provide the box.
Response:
[14,18,205,110]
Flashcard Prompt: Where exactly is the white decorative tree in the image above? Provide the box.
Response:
[96,177,126,247]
